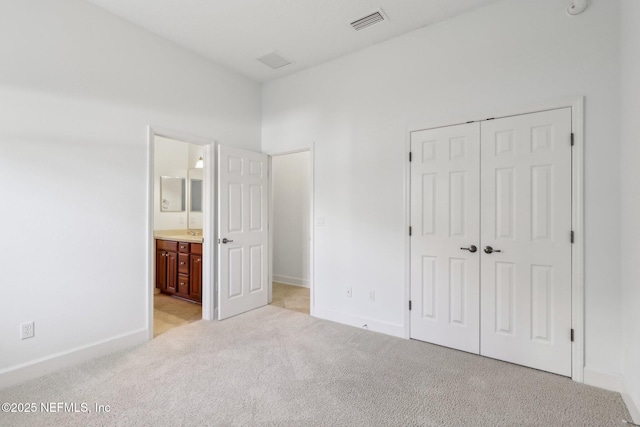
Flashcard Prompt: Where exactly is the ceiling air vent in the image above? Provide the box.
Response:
[257,51,292,70]
[350,9,387,31]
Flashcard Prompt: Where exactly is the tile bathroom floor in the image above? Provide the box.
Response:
[154,292,202,337]
[271,282,310,315]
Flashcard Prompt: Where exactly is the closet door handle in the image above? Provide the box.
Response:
[460,245,477,253]
[221,238,234,244]
[484,246,502,254]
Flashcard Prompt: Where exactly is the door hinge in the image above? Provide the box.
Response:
[570,230,575,244]
[409,300,412,311]
[571,329,574,342]
[409,152,412,162]
[571,133,574,146]
[409,226,412,236]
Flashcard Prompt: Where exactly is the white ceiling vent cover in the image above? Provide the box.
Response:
[257,52,292,70]
[350,9,387,31]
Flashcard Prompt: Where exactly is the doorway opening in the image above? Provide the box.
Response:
[269,150,312,315]
[147,128,215,339]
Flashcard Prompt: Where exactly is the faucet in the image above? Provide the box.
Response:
[189,230,199,236]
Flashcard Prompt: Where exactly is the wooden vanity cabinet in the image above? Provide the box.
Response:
[177,253,190,296]
[190,254,202,300]
[156,240,178,294]
[155,239,202,303]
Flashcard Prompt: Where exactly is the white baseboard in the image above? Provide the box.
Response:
[621,377,640,423]
[584,367,623,392]
[273,274,309,288]
[0,328,148,390]
[584,368,640,423]
[313,307,404,338]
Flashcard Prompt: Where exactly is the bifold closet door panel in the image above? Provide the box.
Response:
[479,108,572,376]
[410,122,481,354]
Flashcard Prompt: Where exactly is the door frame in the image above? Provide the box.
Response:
[146,126,216,341]
[265,145,315,316]
[404,96,585,382]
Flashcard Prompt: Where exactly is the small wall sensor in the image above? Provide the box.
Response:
[567,0,589,16]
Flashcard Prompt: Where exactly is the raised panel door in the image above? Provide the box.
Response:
[410,123,481,354]
[218,145,269,320]
[166,251,178,294]
[480,108,572,376]
[156,248,167,291]
[190,254,202,302]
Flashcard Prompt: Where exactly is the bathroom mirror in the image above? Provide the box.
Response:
[188,169,204,229]
[160,176,185,212]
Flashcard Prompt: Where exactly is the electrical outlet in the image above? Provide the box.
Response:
[369,290,376,302]
[346,287,352,298]
[20,321,34,340]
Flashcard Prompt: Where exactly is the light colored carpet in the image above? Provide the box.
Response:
[270,282,310,314]
[0,305,631,426]
[154,293,202,337]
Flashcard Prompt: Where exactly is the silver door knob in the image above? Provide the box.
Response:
[484,246,502,254]
[460,245,477,253]
[221,238,233,244]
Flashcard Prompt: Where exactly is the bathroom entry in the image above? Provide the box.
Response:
[152,135,206,337]
[270,150,312,314]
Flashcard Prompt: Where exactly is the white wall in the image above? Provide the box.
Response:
[272,152,311,287]
[0,0,260,381]
[262,0,622,375]
[154,136,189,230]
[620,0,640,419]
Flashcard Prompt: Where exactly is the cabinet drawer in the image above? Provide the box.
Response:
[178,254,190,274]
[177,274,189,295]
[156,240,178,252]
[178,242,190,253]
[191,243,202,255]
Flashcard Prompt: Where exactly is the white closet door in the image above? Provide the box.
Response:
[410,123,481,354]
[480,108,572,376]
[218,145,269,320]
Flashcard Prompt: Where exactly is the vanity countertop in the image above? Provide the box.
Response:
[154,229,203,244]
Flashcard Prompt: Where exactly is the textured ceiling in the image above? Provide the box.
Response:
[85,0,501,83]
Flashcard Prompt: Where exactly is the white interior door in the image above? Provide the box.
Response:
[410,123,481,354]
[480,108,572,376]
[218,145,269,320]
